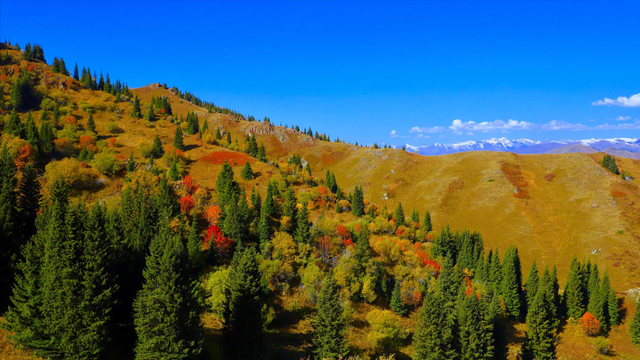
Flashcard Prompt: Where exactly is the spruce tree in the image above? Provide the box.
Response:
[631,296,640,347]
[525,267,557,360]
[294,202,311,244]
[224,246,264,359]
[5,109,23,137]
[0,144,19,312]
[16,163,41,242]
[607,286,619,327]
[215,161,240,211]
[133,217,202,359]
[458,291,494,360]
[151,135,164,159]
[257,143,267,162]
[223,195,242,244]
[390,280,407,316]
[25,112,39,150]
[525,260,539,315]
[413,290,453,360]
[173,126,184,150]
[564,256,585,320]
[73,63,79,80]
[258,208,270,251]
[168,159,180,181]
[351,185,364,217]
[39,119,54,153]
[500,246,523,319]
[313,273,347,360]
[131,96,142,118]
[587,273,604,330]
[87,113,96,133]
[394,202,405,226]
[186,217,204,273]
[241,161,253,180]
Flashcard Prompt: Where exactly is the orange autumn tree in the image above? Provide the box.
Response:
[180,195,195,215]
[578,312,601,336]
[204,225,232,257]
[203,205,222,226]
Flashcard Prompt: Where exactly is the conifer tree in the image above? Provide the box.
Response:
[631,296,640,347]
[241,161,253,180]
[173,126,184,150]
[394,202,405,226]
[413,290,454,360]
[458,291,494,360]
[257,142,267,162]
[39,119,54,153]
[587,263,599,301]
[87,113,96,133]
[390,280,406,316]
[126,152,136,174]
[525,260,539,315]
[215,161,240,211]
[258,208,270,250]
[186,217,204,273]
[73,63,79,81]
[564,256,585,320]
[313,273,347,360]
[283,187,297,233]
[0,145,19,311]
[525,267,557,360]
[603,272,619,327]
[200,117,208,137]
[501,246,523,319]
[351,185,364,217]
[131,96,142,118]
[151,135,164,159]
[168,159,180,181]
[133,217,202,359]
[489,249,502,290]
[25,112,39,149]
[16,163,41,242]
[224,246,264,359]
[223,195,242,244]
[294,202,311,244]
[5,109,22,137]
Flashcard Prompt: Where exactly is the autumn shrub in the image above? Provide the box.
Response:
[366,309,408,354]
[56,124,79,142]
[501,161,530,199]
[203,205,222,226]
[106,121,121,134]
[180,195,195,215]
[544,173,556,182]
[592,336,611,355]
[14,143,36,170]
[300,262,323,303]
[204,267,230,318]
[579,312,601,336]
[138,141,154,158]
[44,157,100,189]
[90,152,120,175]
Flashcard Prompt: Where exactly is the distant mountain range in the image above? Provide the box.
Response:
[404,137,640,159]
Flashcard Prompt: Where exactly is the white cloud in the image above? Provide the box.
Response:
[614,116,631,121]
[389,130,398,138]
[410,126,446,133]
[592,92,640,107]
[592,121,640,130]
[540,120,588,131]
[448,119,534,134]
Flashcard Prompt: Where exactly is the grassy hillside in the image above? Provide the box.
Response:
[2,45,640,359]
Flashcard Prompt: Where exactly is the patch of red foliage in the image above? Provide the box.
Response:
[203,205,222,226]
[204,225,233,256]
[612,191,626,198]
[500,161,530,199]
[180,195,195,215]
[544,173,556,182]
[183,175,199,195]
[198,151,253,166]
[447,179,465,193]
[318,235,333,260]
[395,227,405,237]
[14,144,35,171]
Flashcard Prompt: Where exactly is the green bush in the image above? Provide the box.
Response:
[204,267,231,318]
[91,152,120,175]
[106,121,122,134]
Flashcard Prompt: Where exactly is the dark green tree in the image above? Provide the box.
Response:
[131,96,142,118]
[631,296,640,347]
[133,218,202,359]
[458,291,494,360]
[223,246,264,359]
[168,159,180,181]
[390,280,406,316]
[313,273,347,360]
[500,246,523,319]
[564,256,585,320]
[25,112,39,149]
[0,145,19,311]
[394,202,405,226]
[173,126,184,150]
[5,109,23,137]
[215,161,240,211]
[351,185,364,217]
[151,135,164,159]
[257,143,267,162]
[10,71,37,111]
[525,267,557,360]
[294,202,311,244]
[525,260,539,315]
[86,113,96,133]
[413,290,454,360]
[241,161,253,180]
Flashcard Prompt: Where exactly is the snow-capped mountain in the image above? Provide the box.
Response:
[405,137,640,156]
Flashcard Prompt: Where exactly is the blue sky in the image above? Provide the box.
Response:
[2,0,639,146]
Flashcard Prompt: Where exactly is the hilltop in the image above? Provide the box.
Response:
[2,42,640,359]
